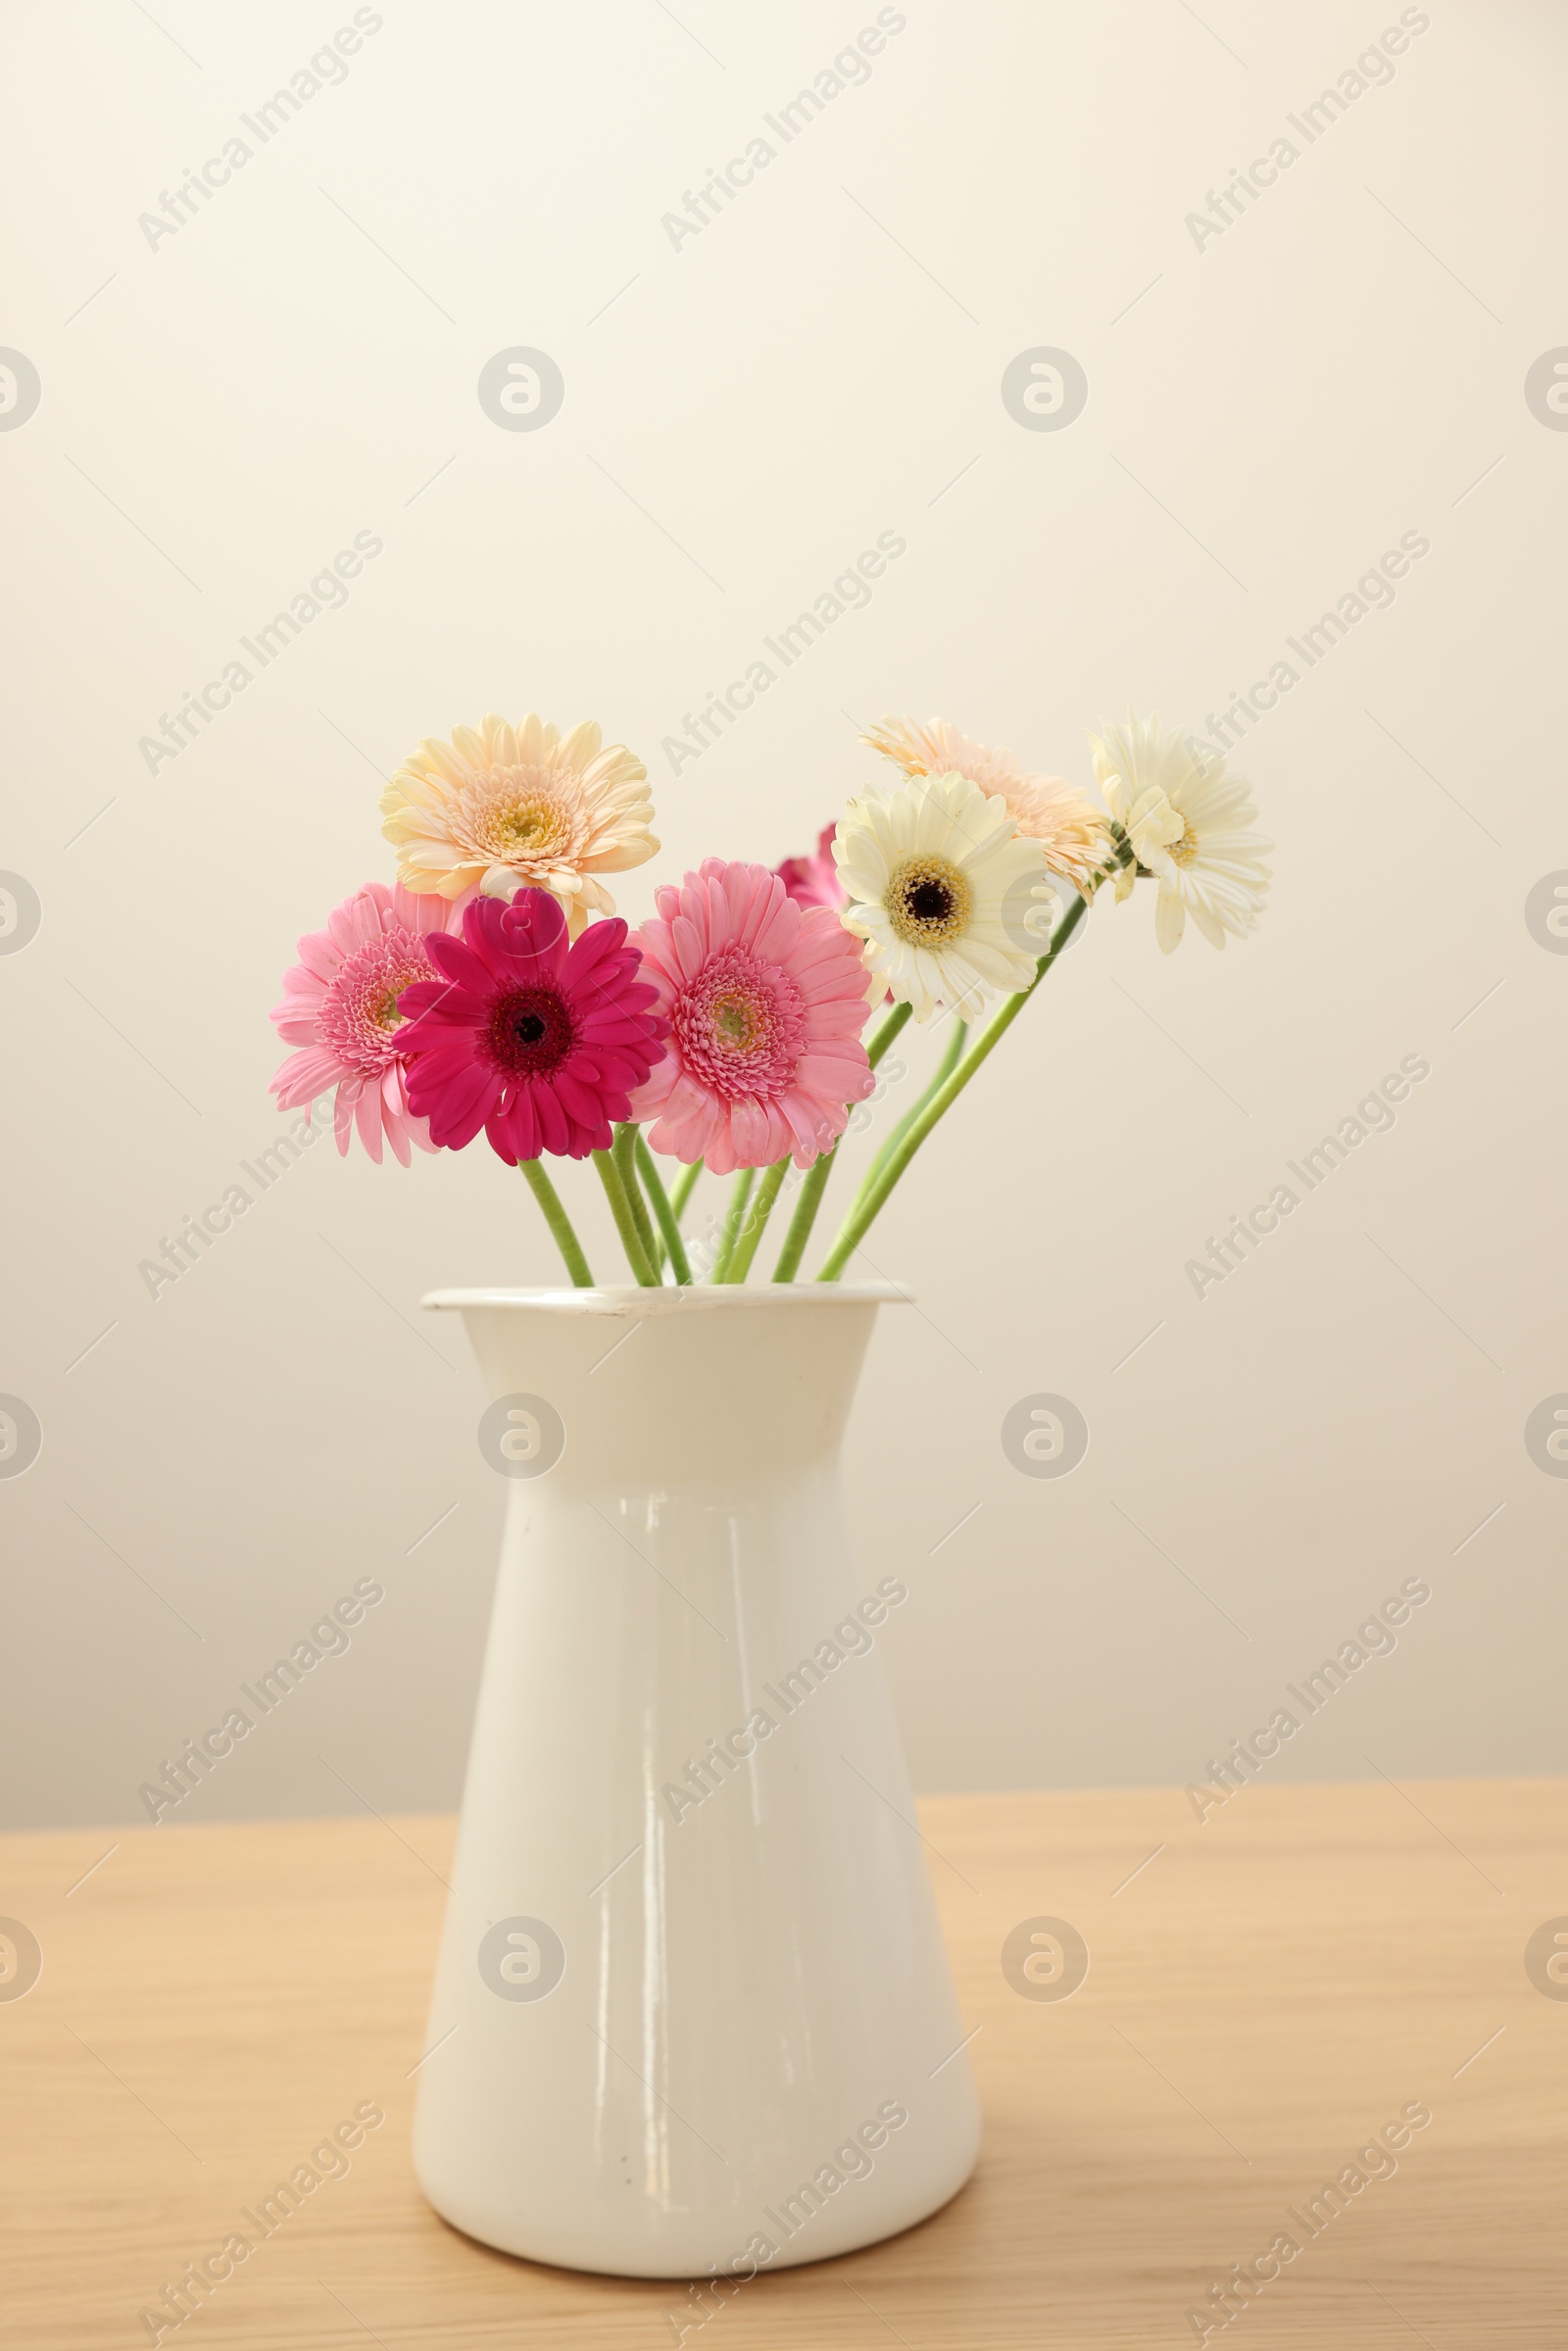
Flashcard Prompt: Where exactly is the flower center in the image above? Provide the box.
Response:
[318,928,435,1075]
[712,994,758,1046]
[497,803,549,852]
[469,763,578,867]
[676,949,805,1102]
[486,986,574,1077]
[886,854,972,947]
[1168,819,1200,868]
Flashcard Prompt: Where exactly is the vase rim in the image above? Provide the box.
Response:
[422,1283,911,1315]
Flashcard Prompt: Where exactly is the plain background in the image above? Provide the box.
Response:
[1,0,1563,1830]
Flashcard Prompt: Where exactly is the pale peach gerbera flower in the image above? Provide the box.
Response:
[380,711,658,934]
[861,714,1109,896]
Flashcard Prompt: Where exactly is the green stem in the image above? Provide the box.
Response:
[636,1135,693,1285]
[816,896,1088,1282]
[854,1016,967,1215]
[769,1151,834,1285]
[771,999,913,1282]
[592,1149,659,1286]
[613,1122,662,1278]
[710,1169,756,1283]
[719,1158,789,1284]
[670,1161,702,1223]
[866,1000,915,1069]
[519,1157,594,1288]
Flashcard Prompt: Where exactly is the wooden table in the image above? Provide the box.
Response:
[3,1779,1562,2346]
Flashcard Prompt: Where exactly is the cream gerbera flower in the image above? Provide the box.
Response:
[861,713,1109,896]
[1089,712,1271,953]
[833,769,1055,1020]
[380,711,658,933]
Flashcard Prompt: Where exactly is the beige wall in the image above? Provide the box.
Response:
[2,0,1562,1828]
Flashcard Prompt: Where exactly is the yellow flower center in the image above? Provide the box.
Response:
[886,854,971,947]
[712,994,757,1046]
[473,763,575,864]
[496,801,552,851]
[1168,819,1200,869]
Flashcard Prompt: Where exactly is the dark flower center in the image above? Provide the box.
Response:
[886,853,971,948]
[487,986,573,1077]
[907,879,953,922]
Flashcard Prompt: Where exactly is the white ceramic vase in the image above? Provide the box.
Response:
[412,1283,980,2280]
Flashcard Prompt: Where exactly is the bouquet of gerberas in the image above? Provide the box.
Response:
[270,708,1271,1286]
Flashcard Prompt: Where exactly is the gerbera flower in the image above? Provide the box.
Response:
[1090,713,1272,952]
[380,711,658,932]
[832,770,1053,1020]
[773,825,895,1007]
[627,859,876,1172]
[862,713,1109,895]
[396,889,666,1162]
[270,881,457,1164]
[774,823,845,910]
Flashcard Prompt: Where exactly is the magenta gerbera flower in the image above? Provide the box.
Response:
[774,823,845,910]
[396,888,666,1162]
[270,880,458,1164]
[627,857,876,1174]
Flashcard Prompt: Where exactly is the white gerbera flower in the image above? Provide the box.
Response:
[380,710,658,934]
[832,769,1056,1020]
[1090,713,1272,952]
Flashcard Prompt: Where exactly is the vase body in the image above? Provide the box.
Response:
[412,1284,979,2279]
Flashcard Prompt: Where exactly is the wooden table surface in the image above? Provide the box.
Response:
[2,1778,1563,2347]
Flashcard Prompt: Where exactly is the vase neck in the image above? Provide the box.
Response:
[454,1296,889,1486]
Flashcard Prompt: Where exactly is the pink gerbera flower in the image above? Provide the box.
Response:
[396,888,665,1163]
[270,881,457,1164]
[774,823,845,910]
[628,858,876,1173]
[774,824,890,1008]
